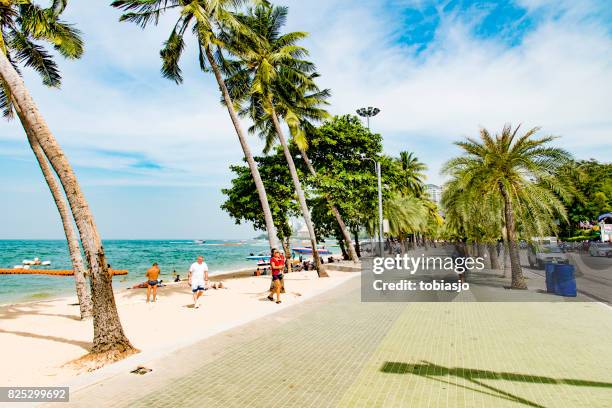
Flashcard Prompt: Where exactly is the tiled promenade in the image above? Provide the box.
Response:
[59,268,612,407]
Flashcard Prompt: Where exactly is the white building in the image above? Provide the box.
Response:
[425,184,443,206]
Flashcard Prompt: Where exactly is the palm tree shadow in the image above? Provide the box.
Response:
[381,361,612,407]
[0,328,91,350]
[0,303,81,321]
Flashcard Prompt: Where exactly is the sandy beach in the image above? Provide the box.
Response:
[0,267,358,387]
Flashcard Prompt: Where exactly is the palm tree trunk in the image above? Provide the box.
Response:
[299,149,358,262]
[500,185,527,289]
[269,109,328,277]
[282,237,292,273]
[488,243,501,270]
[24,126,92,319]
[353,230,362,257]
[0,51,133,355]
[205,47,279,250]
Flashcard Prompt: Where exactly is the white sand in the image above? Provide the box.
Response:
[0,269,357,387]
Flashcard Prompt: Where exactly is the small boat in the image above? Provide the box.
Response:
[246,254,271,261]
[22,258,51,266]
[292,246,332,255]
[194,240,205,244]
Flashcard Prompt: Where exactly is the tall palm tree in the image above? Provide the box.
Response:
[0,1,133,353]
[443,125,572,289]
[0,0,92,318]
[112,0,280,250]
[220,4,330,274]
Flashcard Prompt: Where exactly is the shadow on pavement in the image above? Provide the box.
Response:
[380,360,612,408]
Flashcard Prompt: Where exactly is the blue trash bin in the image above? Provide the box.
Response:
[544,263,556,293]
[553,264,577,297]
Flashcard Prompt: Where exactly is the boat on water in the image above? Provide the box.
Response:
[292,247,332,255]
[194,240,205,244]
[22,258,51,266]
[246,254,271,261]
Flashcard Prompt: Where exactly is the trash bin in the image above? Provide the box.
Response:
[553,264,577,297]
[544,263,556,293]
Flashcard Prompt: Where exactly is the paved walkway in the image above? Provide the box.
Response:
[58,267,612,408]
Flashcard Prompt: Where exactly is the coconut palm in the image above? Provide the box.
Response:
[398,151,426,197]
[220,4,332,273]
[0,1,133,353]
[384,194,429,251]
[1,0,91,318]
[443,125,572,289]
[112,0,280,250]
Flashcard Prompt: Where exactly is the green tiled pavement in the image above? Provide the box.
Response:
[131,277,406,408]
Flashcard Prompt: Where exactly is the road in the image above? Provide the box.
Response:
[522,250,612,305]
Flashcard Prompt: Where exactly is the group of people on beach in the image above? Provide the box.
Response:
[143,249,287,307]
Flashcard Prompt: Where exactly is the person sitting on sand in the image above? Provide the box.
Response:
[174,274,181,282]
[188,256,208,309]
[267,248,285,304]
[146,262,160,303]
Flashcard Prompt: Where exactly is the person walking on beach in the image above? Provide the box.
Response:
[268,249,285,304]
[146,262,160,303]
[189,256,208,309]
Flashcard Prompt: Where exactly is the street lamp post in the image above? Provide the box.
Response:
[357,106,384,257]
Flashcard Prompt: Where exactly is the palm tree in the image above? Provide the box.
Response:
[398,151,426,197]
[220,4,331,274]
[112,0,280,250]
[384,193,429,252]
[0,1,133,353]
[0,0,92,318]
[442,176,503,270]
[443,125,572,289]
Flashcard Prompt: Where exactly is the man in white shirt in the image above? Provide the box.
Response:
[188,256,208,309]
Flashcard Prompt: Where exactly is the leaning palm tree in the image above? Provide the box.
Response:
[0,0,92,320]
[443,125,572,289]
[112,0,280,250]
[220,4,330,274]
[0,1,133,354]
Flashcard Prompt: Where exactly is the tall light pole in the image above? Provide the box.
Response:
[357,106,384,257]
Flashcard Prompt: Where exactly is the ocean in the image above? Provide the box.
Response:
[0,239,272,305]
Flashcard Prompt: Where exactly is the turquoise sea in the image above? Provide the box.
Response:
[0,239,271,305]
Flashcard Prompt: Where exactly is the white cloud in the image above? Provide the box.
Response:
[281,0,612,183]
[1,0,611,187]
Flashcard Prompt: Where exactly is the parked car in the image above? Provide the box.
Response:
[589,243,612,257]
[527,244,569,269]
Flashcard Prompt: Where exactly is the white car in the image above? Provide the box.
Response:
[589,243,612,257]
[527,244,569,269]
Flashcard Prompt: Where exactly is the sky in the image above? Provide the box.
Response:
[0,0,611,239]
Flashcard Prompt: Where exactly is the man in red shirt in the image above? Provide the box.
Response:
[267,248,285,304]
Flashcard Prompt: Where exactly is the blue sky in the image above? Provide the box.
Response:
[0,0,611,239]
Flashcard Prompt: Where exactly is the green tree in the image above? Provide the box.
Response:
[112,0,280,250]
[443,125,572,289]
[0,0,133,354]
[304,115,382,249]
[558,160,612,237]
[397,151,426,197]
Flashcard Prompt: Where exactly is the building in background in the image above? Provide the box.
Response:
[425,184,442,206]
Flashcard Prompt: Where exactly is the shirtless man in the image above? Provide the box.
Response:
[146,262,160,303]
